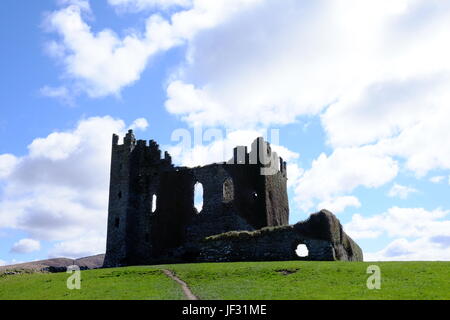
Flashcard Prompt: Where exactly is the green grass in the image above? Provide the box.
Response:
[167,261,450,300]
[0,267,184,300]
[0,261,448,300]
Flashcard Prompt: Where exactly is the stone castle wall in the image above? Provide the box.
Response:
[103,131,292,267]
[192,210,363,263]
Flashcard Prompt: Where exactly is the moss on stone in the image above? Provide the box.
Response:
[204,224,294,242]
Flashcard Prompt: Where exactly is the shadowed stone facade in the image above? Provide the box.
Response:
[103,130,363,267]
[193,210,363,262]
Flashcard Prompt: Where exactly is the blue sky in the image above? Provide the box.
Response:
[1,0,450,265]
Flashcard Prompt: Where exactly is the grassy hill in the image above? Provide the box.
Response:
[0,254,105,274]
[0,261,449,300]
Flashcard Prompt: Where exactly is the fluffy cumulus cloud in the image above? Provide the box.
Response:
[158,0,450,215]
[293,146,398,212]
[0,116,148,258]
[43,0,450,196]
[164,0,450,128]
[44,0,262,97]
[322,76,450,177]
[345,207,450,260]
[318,196,361,214]
[129,118,149,131]
[0,154,18,179]
[10,239,41,254]
[346,207,450,239]
[365,237,450,261]
[44,0,450,148]
[48,236,106,259]
[43,0,175,97]
[160,0,450,213]
[388,184,418,200]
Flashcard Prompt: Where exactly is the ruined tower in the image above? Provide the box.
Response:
[103,131,289,267]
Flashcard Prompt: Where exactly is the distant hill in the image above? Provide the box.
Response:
[0,254,105,273]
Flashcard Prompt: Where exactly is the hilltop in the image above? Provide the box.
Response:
[0,254,105,274]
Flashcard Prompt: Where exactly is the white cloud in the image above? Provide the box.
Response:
[108,0,192,11]
[320,62,450,179]
[318,196,361,214]
[365,237,450,261]
[40,86,73,106]
[0,154,18,180]
[28,132,81,161]
[0,260,6,266]
[165,0,335,128]
[128,118,149,131]
[158,0,450,216]
[10,239,41,254]
[58,0,91,12]
[430,176,445,184]
[165,81,223,125]
[44,1,169,97]
[346,207,450,261]
[293,146,398,212]
[44,0,450,187]
[345,207,450,240]
[322,75,450,149]
[44,0,450,188]
[286,163,304,189]
[44,0,262,97]
[164,0,450,129]
[48,236,106,259]
[0,116,144,257]
[388,184,418,200]
[378,102,450,177]
[160,0,450,189]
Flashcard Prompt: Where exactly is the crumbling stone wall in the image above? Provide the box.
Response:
[190,210,363,262]
[104,131,291,267]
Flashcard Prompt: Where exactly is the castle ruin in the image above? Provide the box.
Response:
[104,130,362,267]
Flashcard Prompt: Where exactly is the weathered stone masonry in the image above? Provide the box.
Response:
[103,130,363,267]
[196,210,363,262]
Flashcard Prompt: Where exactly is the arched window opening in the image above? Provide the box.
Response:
[118,191,122,199]
[194,182,204,213]
[295,244,309,258]
[223,178,234,203]
[151,194,157,213]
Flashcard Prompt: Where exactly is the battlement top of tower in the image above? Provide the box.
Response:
[112,133,286,175]
[112,131,174,166]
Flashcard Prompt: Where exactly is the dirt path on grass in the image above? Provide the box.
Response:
[162,269,199,300]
